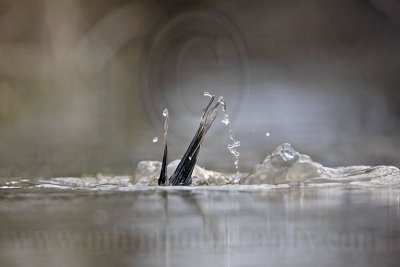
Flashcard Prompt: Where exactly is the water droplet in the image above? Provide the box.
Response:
[162,109,168,117]
[266,132,270,137]
[203,91,214,98]
[278,143,297,161]
[152,137,158,143]
[228,141,240,149]
[222,117,230,125]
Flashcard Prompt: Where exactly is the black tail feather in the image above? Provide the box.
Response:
[158,109,169,186]
[158,143,168,185]
[169,136,201,185]
[169,97,221,186]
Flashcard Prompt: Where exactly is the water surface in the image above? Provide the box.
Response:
[0,186,399,267]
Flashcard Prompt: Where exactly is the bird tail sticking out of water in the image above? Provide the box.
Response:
[158,96,222,186]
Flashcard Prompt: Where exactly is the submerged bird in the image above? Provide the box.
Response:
[158,95,222,186]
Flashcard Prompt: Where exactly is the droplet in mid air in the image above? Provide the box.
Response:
[203,91,214,98]
[152,137,159,143]
[221,117,230,125]
[162,109,168,117]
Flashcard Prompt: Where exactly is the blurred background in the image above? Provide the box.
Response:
[0,0,399,177]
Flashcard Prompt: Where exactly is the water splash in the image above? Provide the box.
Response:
[162,108,168,117]
[222,117,230,125]
[203,92,241,178]
[217,96,241,179]
[203,91,214,98]
[1,143,400,191]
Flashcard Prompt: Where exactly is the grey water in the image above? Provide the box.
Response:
[0,187,399,267]
[1,106,399,267]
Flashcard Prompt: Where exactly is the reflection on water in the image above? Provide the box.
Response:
[0,187,399,267]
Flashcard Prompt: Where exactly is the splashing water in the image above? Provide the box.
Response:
[217,96,241,179]
[222,117,230,125]
[203,92,241,178]
[203,91,214,98]
[1,143,400,190]
[2,93,398,191]
[162,108,168,117]
[2,143,399,191]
